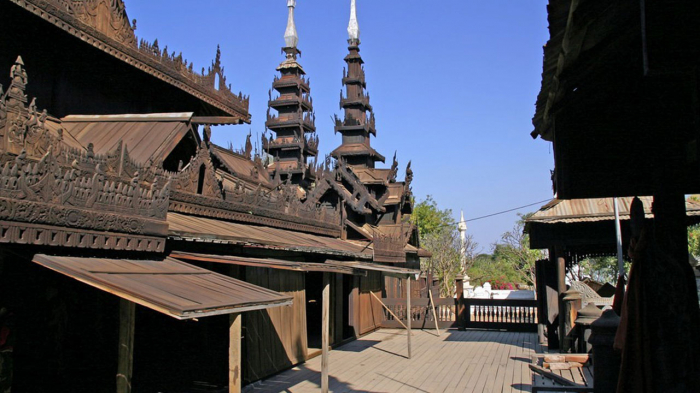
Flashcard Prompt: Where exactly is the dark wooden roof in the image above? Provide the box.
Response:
[210,144,274,188]
[351,168,391,185]
[32,254,292,319]
[325,260,420,279]
[330,143,386,163]
[170,251,364,276]
[167,213,373,260]
[6,0,250,121]
[530,0,700,198]
[62,113,197,165]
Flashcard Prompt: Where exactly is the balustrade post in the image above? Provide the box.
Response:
[456,275,466,330]
[575,303,602,353]
[588,310,621,393]
[562,288,582,352]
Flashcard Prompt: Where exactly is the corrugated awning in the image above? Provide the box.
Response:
[32,254,292,320]
[170,251,364,276]
[325,260,420,279]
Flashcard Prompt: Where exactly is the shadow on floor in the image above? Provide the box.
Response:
[333,339,381,352]
[243,364,386,393]
[512,383,533,392]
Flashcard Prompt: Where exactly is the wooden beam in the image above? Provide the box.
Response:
[369,290,413,333]
[116,299,135,393]
[428,289,441,336]
[229,313,242,393]
[191,116,243,125]
[406,277,412,359]
[321,272,330,393]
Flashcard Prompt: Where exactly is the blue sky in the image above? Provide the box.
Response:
[126,1,553,252]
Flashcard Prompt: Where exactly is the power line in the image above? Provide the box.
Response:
[417,198,553,230]
[464,199,551,223]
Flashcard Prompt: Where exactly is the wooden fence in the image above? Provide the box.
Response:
[380,297,538,332]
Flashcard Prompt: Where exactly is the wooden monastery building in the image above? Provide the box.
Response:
[532,0,700,391]
[0,0,426,392]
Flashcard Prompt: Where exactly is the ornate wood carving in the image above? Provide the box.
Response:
[57,0,137,47]
[373,232,407,263]
[166,143,342,237]
[10,0,250,119]
[372,223,413,263]
[0,58,169,250]
[171,142,222,199]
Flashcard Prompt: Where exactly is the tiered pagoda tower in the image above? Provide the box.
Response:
[264,0,318,186]
[330,0,385,168]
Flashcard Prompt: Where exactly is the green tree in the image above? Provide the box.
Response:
[687,196,700,257]
[412,195,455,237]
[572,256,630,284]
[412,196,478,297]
[467,213,543,288]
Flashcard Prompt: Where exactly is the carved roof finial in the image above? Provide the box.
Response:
[285,0,299,49]
[348,0,360,45]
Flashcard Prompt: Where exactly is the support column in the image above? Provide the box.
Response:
[554,246,567,353]
[321,273,330,393]
[117,299,135,393]
[229,313,242,393]
[455,275,466,331]
[406,276,412,359]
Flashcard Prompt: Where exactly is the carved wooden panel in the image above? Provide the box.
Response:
[0,58,169,249]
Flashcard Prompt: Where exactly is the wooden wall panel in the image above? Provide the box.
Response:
[243,268,307,384]
[358,271,383,335]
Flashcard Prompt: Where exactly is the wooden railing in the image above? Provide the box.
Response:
[380,297,538,332]
[466,299,538,332]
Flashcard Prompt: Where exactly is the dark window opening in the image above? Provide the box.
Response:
[197,164,206,195]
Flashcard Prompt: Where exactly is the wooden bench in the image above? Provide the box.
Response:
[531,354,594,393]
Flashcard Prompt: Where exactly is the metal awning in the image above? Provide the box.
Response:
[325,260,420,279]
[32,254,292,320]
[170,251,364,276]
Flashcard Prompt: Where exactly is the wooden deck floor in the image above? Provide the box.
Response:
[243,329,548,393]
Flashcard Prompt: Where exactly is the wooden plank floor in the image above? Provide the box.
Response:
[243,329,548,393]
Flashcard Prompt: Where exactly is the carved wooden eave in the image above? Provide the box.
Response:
[166,144,342,238]
[9,0,251,122]
[0,59,170,252]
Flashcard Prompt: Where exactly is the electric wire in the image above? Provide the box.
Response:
[463,199,551,223]
[422,198,552,230]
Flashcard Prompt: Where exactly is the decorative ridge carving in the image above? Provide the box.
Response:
[0,58,170,242]
[12,0,250,119]
[165,143,342,236]
[168,141,223,200]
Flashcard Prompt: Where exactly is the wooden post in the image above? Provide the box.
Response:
[555,246,567,353]
[350,275,360,338]
[406,276,412,359]
[229,313,242,393]
[455,275,466,331]
[321,272,330,393]
[117,299,135,393]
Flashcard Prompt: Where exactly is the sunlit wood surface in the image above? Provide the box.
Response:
[244,329,548,393]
